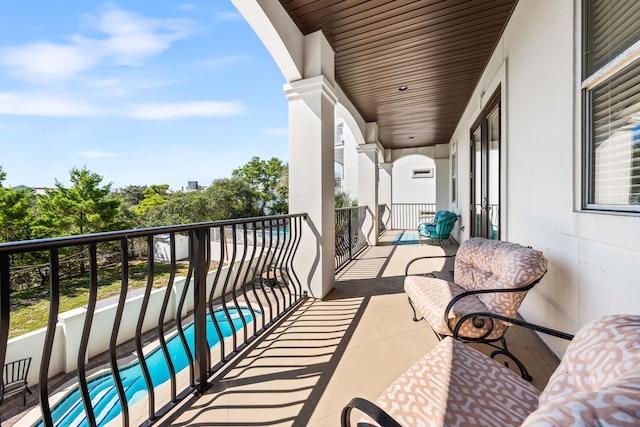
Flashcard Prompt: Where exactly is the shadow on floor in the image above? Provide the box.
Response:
[160,292,373,426]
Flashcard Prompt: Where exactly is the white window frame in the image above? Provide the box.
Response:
[582,2,640,213]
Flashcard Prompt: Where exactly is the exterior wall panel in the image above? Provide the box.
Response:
[449,0,640,355]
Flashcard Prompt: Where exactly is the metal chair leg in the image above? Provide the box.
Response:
[407,297,423,322]
[489,337,532,381]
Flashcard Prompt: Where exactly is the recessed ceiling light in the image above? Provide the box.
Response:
[409,136,414,139]
[398,86,408,92]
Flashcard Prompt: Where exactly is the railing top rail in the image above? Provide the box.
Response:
[0,213,308,255]
[335,206,365,212]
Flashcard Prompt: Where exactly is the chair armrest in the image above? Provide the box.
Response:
[454,312,574,342]
[405,254,456,276]
[341,397,403,427]
[443,272,547,338]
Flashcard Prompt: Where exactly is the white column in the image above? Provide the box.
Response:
[357,143,379,245]
[379,162,393,233]
[434,143,450,211]
[285,76,337,299]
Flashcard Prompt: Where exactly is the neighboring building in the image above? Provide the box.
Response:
[11,186,50,195]
[181,181,205,192]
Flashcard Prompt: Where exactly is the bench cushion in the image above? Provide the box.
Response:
[522,315,640,426]
[361,338,540,427]
[404,275,504,339]
[454,238,547,319]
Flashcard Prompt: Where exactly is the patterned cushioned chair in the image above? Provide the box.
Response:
[404,237,548,380]
[417,211,458,245]
[341,315,640,427]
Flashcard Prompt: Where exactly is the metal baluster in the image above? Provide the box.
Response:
[280,218,295,307]
[208,226,226,367]
[289,216,305,299]
[271,219,286,312]
[219,225,238,353]
[158,233,177,403]
[110,240,130,427]
[266,220,279,318]
[176,231,195,388]
[135,236,156,420]
[350,208,354,260]
[0,255,8,379]
[232,223,250,345]
[255,221,270,328]
[193,228,209,393]
[78,244,98,427]
[38,249,59,426]
[247,223,264,335]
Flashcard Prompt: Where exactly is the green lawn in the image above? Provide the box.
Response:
[9,261,193,339]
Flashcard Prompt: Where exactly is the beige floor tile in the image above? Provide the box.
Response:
[158,230,560,427]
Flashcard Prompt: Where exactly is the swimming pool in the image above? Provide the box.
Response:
[38,307,257,427]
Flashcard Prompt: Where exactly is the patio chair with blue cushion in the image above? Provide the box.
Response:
[417,210,458,245]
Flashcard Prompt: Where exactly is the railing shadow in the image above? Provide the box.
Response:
[159,295,370,426]
[159,237,459,426]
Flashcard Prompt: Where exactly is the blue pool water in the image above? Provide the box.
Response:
[259,226,290,240]
[40,307,257,427]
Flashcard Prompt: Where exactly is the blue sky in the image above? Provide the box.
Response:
[0,1,288,190]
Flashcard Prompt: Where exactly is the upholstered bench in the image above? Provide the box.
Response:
[342,315,640,427]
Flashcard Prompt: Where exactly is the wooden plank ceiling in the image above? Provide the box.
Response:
[279,0,517,150]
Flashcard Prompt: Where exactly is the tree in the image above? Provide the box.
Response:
[35,166,121,238]
[133,185,170,220]
[143,190,211,227]
[109,185,151,229]
[111,185,147,208]
[206,177,260,220]
[335,190,357,208]
[142,178,259,227]
[0,166,34,242]
[232,157,288,216]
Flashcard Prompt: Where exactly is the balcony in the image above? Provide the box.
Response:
[1,222,560,426]
[161,232,560,426]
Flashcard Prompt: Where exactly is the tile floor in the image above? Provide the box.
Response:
[161,231,561,427]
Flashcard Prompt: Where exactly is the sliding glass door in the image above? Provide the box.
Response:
[470,90,501,240]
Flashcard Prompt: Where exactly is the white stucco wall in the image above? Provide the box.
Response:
[392,155,436,204]
[339,119,360,201]
[449,0,640,355]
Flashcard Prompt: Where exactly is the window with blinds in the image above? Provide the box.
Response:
[584,0,640,210]
[583,0,640,78]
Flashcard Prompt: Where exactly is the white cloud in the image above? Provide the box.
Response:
[82,74,174,98]
[265,128,288,135]
[0,92,244,119]
[2,42,99,82]
[93,6,191,66]
[0,92,98,116]
[80,151,117,158]
[216,11,242,20]
[127,101,245,119]
[0,4,192,82]
[177,4,199,11]
[199,55,247,68]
